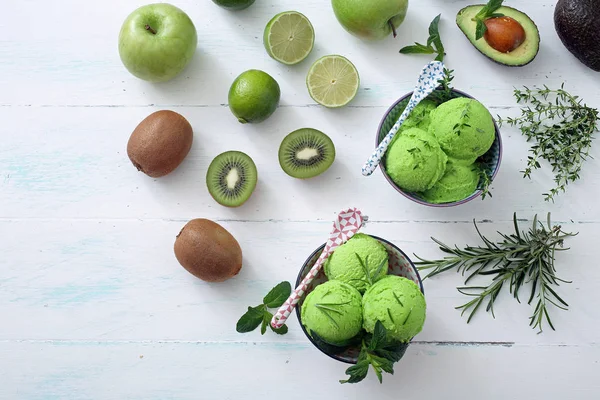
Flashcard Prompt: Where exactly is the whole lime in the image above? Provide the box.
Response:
[212,0,255,11]
[228,70,281,124]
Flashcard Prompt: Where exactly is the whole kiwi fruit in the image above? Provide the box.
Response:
[127,110,193,177]
[174,219,243,282]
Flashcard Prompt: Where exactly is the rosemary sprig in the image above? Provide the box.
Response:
[355,253,373,286]
[352,253,387,288]
[414,213,576,333]
[497,84,598,202]
[315,300,351,328]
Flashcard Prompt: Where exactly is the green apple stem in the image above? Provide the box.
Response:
[388,20,397,38]
[145,24,157,35]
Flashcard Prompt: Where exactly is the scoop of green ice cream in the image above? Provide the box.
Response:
[301,280,363,345]
[421,162,480,204]
[400,99,438,132]
[362,275,426,343]
[324,233,388,293]
[429,97,495,163]
[385,127,448,192]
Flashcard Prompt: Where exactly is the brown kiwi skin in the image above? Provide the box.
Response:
[127,110,193,177]
[174,219,243,282]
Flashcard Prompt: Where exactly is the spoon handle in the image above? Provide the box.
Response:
[361,95,418,176]
[361,61,446,177]
[270,208,365,329]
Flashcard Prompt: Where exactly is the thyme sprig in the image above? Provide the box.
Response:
[436,68,455,102]
[497,84,598,202]
[414,213,576,333]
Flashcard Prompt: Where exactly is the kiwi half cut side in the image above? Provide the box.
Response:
[278,128,335,179]
[206,151,258,207]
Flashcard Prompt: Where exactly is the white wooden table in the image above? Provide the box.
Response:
[2,0,599,398]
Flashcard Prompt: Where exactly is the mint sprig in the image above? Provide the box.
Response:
[399,14,445,62]
[472,0,505,40]
[236,281,291,335]
[339,321,408,384]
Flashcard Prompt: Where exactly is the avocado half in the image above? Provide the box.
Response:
[456,5,540,67]
[555,0,600,72]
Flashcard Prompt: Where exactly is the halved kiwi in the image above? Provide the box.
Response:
[206,151,257,207]
[278,128,335,179]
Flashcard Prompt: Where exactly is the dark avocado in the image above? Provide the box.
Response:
[555,0,600,72]
[457,5,540,67]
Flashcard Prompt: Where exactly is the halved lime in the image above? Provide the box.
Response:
[306,55,359,108]
[264,11,315,65]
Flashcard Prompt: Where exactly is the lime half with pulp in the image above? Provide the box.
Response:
[306,55,359,108]
[264,11,315,65]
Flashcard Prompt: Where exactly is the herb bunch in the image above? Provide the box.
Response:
[236,281,291,335]
[399,14,445,62]
[415,213,576,333]
[497,85,598,202]
[472,0,505,40]
[337,321,408,384]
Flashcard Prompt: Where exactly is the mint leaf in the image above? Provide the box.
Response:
[474,0,504,40]
[376,342,409,363]
[263,281,292,308]
[428,13,441,40]
[371,355,395,374]
[340,361,369,384]
[475,19,487,40]
[261,311,273,335]
[236,306,265,333]
[372,364,383,383]
[270,323,288,335]
[487,0,504,12]
[399,14,445,61]
[369,321,387,350]
[260,319,268,335]
[399,44,434,55]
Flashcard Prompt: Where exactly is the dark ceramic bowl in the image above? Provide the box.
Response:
[376,88,503,207]
[295,235,424,364]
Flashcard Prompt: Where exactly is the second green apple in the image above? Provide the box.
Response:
[331,0,409,40]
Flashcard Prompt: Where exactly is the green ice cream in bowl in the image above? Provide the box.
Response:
[296,233,425,364]
[377,88,502,207]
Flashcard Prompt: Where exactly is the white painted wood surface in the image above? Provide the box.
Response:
[1,0,599,398]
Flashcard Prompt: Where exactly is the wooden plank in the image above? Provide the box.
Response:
[1,107,599,221]
[0,220,596,344]
[1,1,598,107]
[1,341,598,399]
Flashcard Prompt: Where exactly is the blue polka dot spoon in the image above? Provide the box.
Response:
[361,61,446,177]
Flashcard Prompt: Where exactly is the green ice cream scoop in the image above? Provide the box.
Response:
[362,275,426,343]
[301,280,363,345]
[400,99,438,132]
[324,233,388,293]
[384,127,448,192]
[429,97,495,164]
[421,162,480,204]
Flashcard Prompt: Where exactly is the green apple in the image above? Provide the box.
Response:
[118,3,198,82]
[331,0,409,41]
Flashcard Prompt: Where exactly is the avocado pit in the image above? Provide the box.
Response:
[483,16,526,53]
